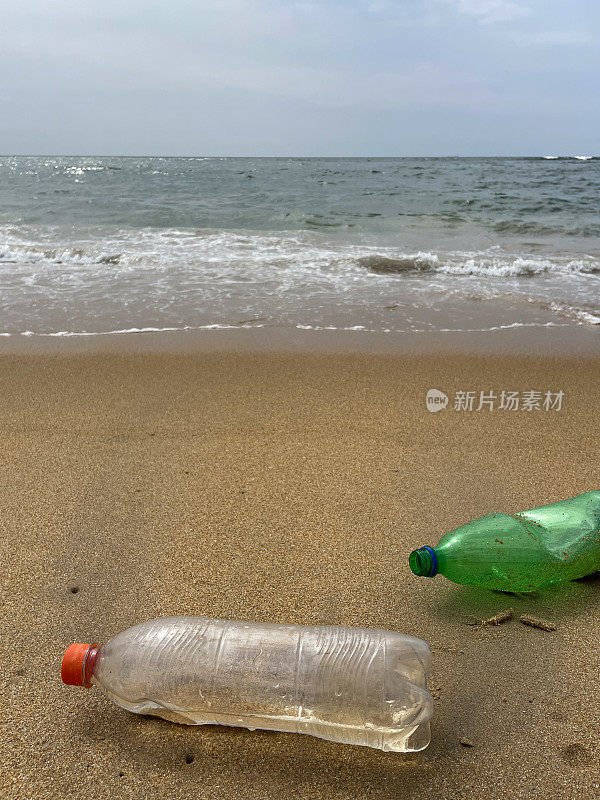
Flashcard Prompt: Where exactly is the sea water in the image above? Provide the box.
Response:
[0,156,598,337]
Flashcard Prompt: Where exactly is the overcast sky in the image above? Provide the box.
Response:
[1,0,598,156]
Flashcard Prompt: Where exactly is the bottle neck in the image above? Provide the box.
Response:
[82,644,100,688]
[409,546,438,577]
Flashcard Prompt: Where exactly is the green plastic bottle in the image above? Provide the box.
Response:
[409,491,600,592]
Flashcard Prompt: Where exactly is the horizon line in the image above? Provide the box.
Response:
[0,153,596,159]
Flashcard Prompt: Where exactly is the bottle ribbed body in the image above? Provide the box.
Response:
[92,616,433,752]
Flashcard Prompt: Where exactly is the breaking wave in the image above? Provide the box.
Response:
[357,252,600,278]
[1,223,599,336]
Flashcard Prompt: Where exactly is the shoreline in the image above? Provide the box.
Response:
[0,323,598,357]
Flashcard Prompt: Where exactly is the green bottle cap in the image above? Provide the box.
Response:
[409,546,438,577]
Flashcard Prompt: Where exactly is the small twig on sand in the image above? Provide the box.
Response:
[519,614,557,631]
[465,608,514,626]
[482,608,514,626]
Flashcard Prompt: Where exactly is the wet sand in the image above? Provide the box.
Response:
[1,344,599,799]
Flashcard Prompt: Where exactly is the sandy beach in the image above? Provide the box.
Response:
[1,339,599,799]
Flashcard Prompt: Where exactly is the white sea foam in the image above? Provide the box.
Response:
[1,320,572,339]
[546,302,600,325]
[1,225,599,337]
[358,251,599,277]
[21,324,251,337]
[2,226,598,278]
[1,227,598,284]
[574,310,600,325]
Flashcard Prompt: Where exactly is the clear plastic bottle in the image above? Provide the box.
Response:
[61,616,433,752]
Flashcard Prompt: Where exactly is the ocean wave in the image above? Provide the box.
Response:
[540,155,595,161]
[0,320,573,338]
[492,219,598,237]
[528,299,600,326]
[1,225,599,336]
[357,254,437,273]
[4,235,598,281]
[358,252,600,278]
[2,226,599,279]
[19,324,250,337]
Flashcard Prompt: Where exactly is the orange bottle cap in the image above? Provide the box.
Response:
[61,643,97,687]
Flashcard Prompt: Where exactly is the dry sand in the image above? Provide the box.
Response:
[1,345,599,799]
